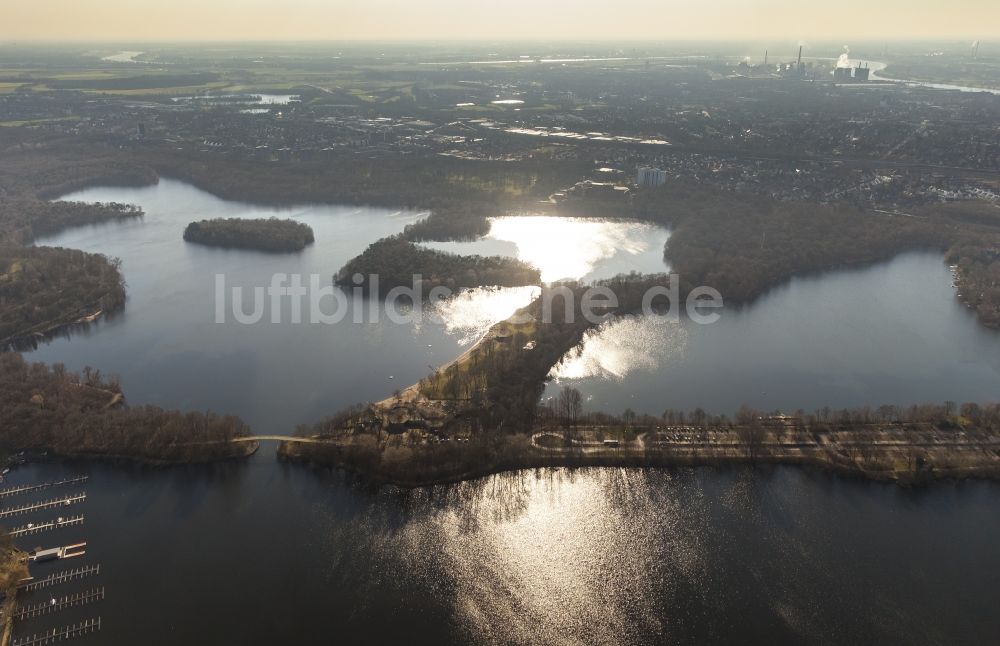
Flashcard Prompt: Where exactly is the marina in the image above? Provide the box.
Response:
[28,544,87,564]
[20,567,101,593]
[0,496,86,520]
[14,590,105,621]
[0,480,88,501]
[0,477,104,646]
[9,518,84,540]
[9,619,101,646]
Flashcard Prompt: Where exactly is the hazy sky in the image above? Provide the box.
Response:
[2,0,996,41]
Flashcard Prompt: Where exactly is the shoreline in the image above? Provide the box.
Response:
[4,427,999,489]
[276,426,1000,488]
[1,301,113,352]
[2,437,258,470]
[277,446,1000,489]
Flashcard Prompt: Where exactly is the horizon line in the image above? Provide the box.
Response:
[0,36,996,45]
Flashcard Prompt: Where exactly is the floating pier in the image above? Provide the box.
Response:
[14,588,104,621]
[8,517,84,539]
[0,478,87,500]
[0,495,86,520]
[19,566,100,592]
[28,543,86,564]
[10,618,100,646]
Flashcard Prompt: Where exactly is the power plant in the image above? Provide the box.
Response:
[741,44,870,83]
[833,63,869,82]
[854,61,870,81]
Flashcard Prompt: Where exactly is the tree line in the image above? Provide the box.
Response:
[0,246,126,347]
[535,398,1000,440]
[0,198,144,248]
[183,217,315,253]
[632,181,950,304]
[0,132,152,344]
[0,353,251,462]
[336,235,540,297]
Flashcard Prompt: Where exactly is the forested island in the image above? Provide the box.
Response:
[183,217,315,252]
[401,206,493,242]
[0,353,253,463]
[336,235,541,296]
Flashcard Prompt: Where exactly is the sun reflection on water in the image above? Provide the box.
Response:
[384,470,709,645]
[430,286,541,345]
[486,216,660,282]
[550,316,689,381]
[423,215,669,283]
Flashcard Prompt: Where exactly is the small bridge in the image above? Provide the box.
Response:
[229,435,325,444]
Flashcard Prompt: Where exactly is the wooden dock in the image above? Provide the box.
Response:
[19,566,100,592]
[8,517,84,539]
[28,543,86,564]
[0,495,86,520]
[10,618,100,646]
[14,588,104,621]
[0,479,88,500]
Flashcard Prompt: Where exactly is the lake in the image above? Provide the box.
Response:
[37,180,1000,424]
[28,179,661,431]
[12,178,1000,645]
[6,461,1000,645]
[546,252,1000,417]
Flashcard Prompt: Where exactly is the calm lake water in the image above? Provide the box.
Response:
[547,252,1000,416]
[12,178,1000,644]
[30,179,543,432]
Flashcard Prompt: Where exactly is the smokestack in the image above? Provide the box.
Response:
[797,45,802,65]
[764,49,768,65]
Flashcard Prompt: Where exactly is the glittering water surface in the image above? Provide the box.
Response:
[9,461,1000,645]
[428,285,541,345]
[424,215,670,283]
[550,316,688,381]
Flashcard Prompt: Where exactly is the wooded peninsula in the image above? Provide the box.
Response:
[0,352,253,464]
